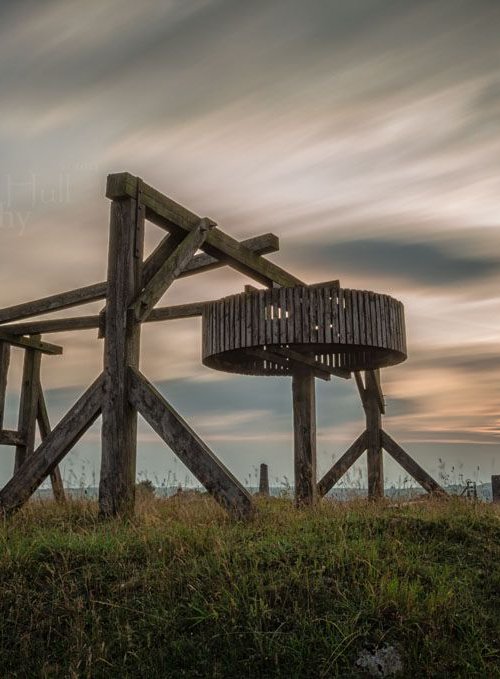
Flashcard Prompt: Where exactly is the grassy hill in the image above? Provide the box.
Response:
[0,496,498,678]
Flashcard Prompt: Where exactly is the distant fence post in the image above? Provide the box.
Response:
[492,475,500,504]
[259,463,270,496]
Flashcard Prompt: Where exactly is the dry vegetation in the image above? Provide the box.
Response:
[0,495,499,677]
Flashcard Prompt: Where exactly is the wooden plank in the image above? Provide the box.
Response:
[127,367,253,518]
[364,370,383,499]
[273,346,350,379]
[317,431,368,497]
[106,173,304,288]
[37,387,66,504]
[0,283,107,324]
[0,374,104,515]
[14,343,42,472]
[292,370,317,506]
[0,430,24,446]
[381,430,447,496]
[0,343,10,429]
[99,195,144,518]
[246,348,330,381]
[179,233,280,277]
[132,219,212,323]
[0,332,62,356]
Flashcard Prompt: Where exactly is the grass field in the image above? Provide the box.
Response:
[0,495,498,678]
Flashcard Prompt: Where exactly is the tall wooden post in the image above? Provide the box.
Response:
[15,341,42,472]
[0,342,10,429]
[492,475,500,504]
[258,463,270,496]
[364,370,384,499]
[99,189,144,517]
[292,369,317,506]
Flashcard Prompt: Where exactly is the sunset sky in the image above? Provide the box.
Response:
[0,0,498,490]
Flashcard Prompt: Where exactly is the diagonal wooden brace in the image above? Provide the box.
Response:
[37,386,66,503]
[0,374,104,516]
[317,430,368,497]
[131,218,216,323]
[381,430,447,496]
[127,367,254,518]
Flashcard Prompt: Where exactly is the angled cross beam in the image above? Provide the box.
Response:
[381,430,446,496]
[0,234,280,326]
[37,387,66,503]
[317,431,368,497]
[0,374,104,516]
[128,367,253,518]
[131,218,215,322]
[107,173,304,288]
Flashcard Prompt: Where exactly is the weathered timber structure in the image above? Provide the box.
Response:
[0,172,446,519]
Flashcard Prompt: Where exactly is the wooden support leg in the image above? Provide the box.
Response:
[15,342,42,472]
[0,342,10,429]
[317,431,368,498]
[364,370,384,499]
[292,370,317,506]
[37,387,66,503]
[381,430,446,496]
[99,195,144,517]
[0,375,104,515]
[128,368,253,519]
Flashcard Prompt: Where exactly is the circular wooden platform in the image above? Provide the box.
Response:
[202,285,407,376]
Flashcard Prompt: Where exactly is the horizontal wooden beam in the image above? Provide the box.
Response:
[0,233,281,327]
[0,331,62,355]
[179,233,280,279]
[128,367,253,518]
[0,430,24,446]
[107,173,304,288]
[275,347,351,379]
[0,283,107,325]
[245,348,331,381]
[381,430,446,496]
[317,431,368,497]
[0,374,104,515]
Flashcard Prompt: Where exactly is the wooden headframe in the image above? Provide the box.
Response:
[0,172,445,518]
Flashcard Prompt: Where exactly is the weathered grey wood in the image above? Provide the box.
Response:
[106,173,304,288]
[0,332,62,356]
[0,342,10,429]
[132,219,213,322]
[292,370,317,506]
[381,430,446,496]
[14,343,42,472]
[258,463,270,496]
[127,367,253,518]
[317,431,368,497]
[0,374,104,515]
[0,283,107,324]
[3,316,103,336]
[244,348,330,381]
[0,430,24,446]
[365,370,384,499]
[99,196,144,518]
[37,387,66,503]
[492,475,500,504]
[273,346,350,379]
[0,232,279,328]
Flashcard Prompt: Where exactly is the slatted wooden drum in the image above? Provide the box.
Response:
[202,285,407,375]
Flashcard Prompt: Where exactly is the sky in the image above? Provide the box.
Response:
[0,0,499,491]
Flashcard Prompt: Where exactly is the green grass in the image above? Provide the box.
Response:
[0,496,499,678]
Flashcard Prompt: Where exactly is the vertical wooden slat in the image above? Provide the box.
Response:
[302,287,310,343]
[345,289,353,344]
[352,290,359,345]
[286,287,294,344]
[358,291,366,345]
[324,287,332,343]
[338,288,345,343]
[293,287,302,344]
[279,287,287,344]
